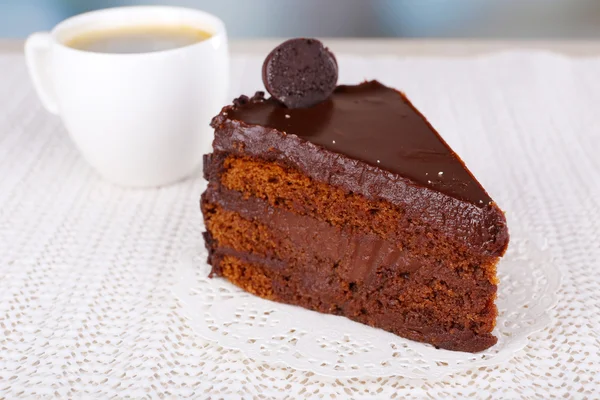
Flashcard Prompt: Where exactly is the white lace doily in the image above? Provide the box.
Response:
[174,221,561,379]
[1,52,599,398]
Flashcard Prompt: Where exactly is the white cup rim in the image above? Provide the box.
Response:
[49,5,227,57]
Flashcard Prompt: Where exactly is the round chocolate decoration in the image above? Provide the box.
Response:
[262,38,338,108]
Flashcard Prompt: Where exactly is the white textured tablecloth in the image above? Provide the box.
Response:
[0,52,598,398]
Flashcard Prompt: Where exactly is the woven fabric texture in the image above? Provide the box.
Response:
[0,53,598,398]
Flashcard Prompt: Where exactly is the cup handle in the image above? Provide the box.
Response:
[25,32,59,115]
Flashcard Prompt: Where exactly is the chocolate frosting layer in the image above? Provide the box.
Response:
[204,183,496,291]
[223,81,489,205]
[205,184,420,284]
[209,82,509,257]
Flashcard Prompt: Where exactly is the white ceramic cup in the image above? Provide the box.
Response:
[25,6,229,187]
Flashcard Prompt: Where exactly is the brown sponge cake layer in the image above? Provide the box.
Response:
[203,184,497,289]
[201,184,499,352]
[204,152,500,284]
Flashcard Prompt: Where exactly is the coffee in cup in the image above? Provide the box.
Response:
[65,24,213,54]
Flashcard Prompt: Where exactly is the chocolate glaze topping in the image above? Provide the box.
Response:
[225,80,491,206]
[211,82,509,257]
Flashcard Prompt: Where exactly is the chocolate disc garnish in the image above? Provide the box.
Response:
[262,38,338,109]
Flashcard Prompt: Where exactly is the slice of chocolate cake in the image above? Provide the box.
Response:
[201,39,509,352]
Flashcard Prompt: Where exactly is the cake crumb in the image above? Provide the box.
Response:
[377,160,380,163]
[332,140,336,144]
[428,180,432,184]
[285,114,291,119]
[479,200,483,204]
[438,171,444,176]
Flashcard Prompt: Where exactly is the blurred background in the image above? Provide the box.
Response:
[1,0,600,38]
